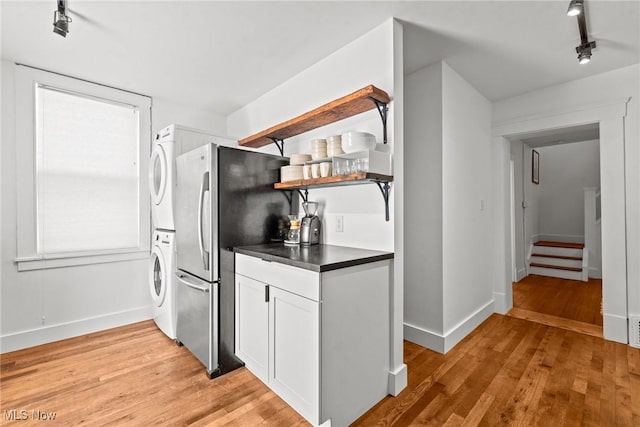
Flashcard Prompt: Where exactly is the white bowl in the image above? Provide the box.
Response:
[280,165,303,182]
[289,153,312,165]
[341,131,376,153]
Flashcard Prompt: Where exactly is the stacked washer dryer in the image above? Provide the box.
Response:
[148,124,231,339]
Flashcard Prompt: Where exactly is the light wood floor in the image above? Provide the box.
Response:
[510,275,603,338]
[3,315,639,426]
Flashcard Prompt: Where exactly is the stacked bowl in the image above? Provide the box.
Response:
[280,165,303,182]
[311,139,327,160]
[341,131,376,153]
[326,135,344,157]
[289,153,312,165]
[281,153,311,182]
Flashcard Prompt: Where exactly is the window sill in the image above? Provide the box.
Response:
[15,250,150,272]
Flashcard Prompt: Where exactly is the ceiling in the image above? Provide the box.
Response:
[1,1,638,117]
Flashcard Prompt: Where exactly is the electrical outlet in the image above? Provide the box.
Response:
[336,215,344,233]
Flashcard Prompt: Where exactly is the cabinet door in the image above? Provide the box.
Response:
[269,286,319,424]
[235,275,269,382]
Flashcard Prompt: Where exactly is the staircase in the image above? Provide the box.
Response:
[528,241,588,282]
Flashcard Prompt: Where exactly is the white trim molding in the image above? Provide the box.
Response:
[492,97,630,344]
[0,305,153,354]
[404,300,495,354]
[388,363,408,396]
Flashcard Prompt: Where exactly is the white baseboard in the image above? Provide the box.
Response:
[0,305,153,354]
[603,313,628,344]
[404,300,495,354]
[493,291,511,314]
[516,268,527,282]
[589,267,602,279]
[403,322,445,353]
[443,301,494,353]
[388,363,408,396]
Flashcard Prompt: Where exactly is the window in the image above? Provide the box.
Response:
[16,65,151,270]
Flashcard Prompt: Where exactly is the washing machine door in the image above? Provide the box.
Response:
[149,245,167,307]
[149,144,168,206]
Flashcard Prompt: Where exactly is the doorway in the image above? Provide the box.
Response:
[493,100,629,343]
[507,125,603,335]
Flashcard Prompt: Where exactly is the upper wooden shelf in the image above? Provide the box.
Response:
[274,172,393,191]
[238,85,391,149]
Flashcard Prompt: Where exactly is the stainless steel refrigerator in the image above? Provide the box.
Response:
[174,144,296,378]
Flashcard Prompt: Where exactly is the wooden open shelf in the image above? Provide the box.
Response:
[274,172,393,190]
[239,85,390,149]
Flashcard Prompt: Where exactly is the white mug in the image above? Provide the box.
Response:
[320,162,332,177]
[302,165,312,180]
[311,163,320,178]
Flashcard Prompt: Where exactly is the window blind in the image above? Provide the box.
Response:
[35,86,140,254]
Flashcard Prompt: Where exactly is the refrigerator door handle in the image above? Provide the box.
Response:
[176,273,211,293]
[198,171,210,271]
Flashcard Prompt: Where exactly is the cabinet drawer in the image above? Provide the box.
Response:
[236,253,319,301]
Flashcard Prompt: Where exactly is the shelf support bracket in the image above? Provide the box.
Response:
[297,189,309,203]
[268,137,285,157]
[375,181,391,221]
[368,97,389,144]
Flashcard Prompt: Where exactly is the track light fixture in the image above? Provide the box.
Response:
[566,0,583,17]
[53,0,72,37]
[568,0,595,64]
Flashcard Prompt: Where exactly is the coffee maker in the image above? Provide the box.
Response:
[300,201,321,245]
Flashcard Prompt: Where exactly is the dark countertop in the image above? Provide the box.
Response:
[234,243,394,272]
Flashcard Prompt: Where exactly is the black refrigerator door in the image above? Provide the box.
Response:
[216,147,298,375]
[217,147,297,249]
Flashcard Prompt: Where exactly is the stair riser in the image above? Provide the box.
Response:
[530,257,583,269]
[529,266,585,281]
[532,246,583,258]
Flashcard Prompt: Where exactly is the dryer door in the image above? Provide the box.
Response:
[149,245,167,306]
[149,144,168,206]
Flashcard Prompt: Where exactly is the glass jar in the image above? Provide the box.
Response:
[286,219,301,245]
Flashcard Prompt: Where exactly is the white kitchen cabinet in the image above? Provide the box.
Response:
[268,285,319,423]
[235,251,391,427]
[235,275,269,383]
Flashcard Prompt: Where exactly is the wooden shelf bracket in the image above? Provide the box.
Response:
[297,189,309,203]
[269,137,285,157]
[369,96,388,145]
[375,181,391,221]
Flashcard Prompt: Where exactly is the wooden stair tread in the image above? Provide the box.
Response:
[531,253,583,261]
[530,262,582,272]
[533,241,585,249]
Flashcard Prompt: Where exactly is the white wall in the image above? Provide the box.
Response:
[441,63,493,346]
[510,141,526,280]
[227,21,395,252]
[403,61,493,353]
[404,62,444,339]
[152,97,227,138]
[492,64,639,343]
[1,60,228,352]
[227,19,407,394]
[537,140,600,240]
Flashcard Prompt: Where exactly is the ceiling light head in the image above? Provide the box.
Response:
[567,0,584,16]
[53,0,71,37]
[576,41,596,65]
[578,50,592,64]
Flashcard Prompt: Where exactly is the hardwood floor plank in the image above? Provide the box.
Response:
[513,275,603,326]
[3,316,640,426]
[508,307,603,338]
